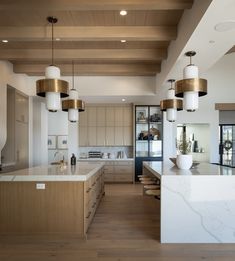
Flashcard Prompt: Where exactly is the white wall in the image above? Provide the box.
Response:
[162,53,235,164]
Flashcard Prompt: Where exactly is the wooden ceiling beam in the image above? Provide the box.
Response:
[0,49,167,61]
[0,26,176,41]
[13,63,161,76]
[0,0,193,11]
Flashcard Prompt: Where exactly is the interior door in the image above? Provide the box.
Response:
[219,125,235,167]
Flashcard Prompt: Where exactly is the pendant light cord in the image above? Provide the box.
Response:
[51,20,54,66]
[72,60,75,90]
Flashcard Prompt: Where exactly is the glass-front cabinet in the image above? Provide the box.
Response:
[135,105,163,180]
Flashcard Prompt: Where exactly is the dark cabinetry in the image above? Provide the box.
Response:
[135,105,163,180]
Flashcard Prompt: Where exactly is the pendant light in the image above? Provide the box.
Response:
[36,17,69,112]
[175,51,207,112]
[62,61,85,122]
[160,79,183,122]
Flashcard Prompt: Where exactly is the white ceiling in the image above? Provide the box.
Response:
[157,0,235,93]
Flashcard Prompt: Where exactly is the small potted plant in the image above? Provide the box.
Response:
[176,127,192,169]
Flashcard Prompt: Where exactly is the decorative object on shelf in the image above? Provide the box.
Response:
[176,126,192,169]
[137,110,147,122]
[57,135,68,149]
[36,17,69,112]
[149,113,161,122]
[149,126,160,140]
[62,61,85,122]
[175,51,207,112]
[48,135,56,149]
[160,79,183,122]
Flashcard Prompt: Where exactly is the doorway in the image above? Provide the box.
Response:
[219,125,235,167]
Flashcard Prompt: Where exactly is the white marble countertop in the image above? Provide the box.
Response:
[143,161,234,178]
[0,162,104,182]
[78,158,134,161]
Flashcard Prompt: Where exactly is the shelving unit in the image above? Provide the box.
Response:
[134,105,163,180]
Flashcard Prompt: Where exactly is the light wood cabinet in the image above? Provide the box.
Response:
[79,110,88,126]
[123,107,133,127]
[87,107,97,127]
[97,107,106,126]
[15,91,28,123]
[88,126,97,146]
[0,165,104,237]
[114,126,124,146]
[123,126,133,146]
[103,160,134,183]
[106,126,115,146]
[84,168,104,233]
[96,127,106,146]
[78,105,133,147]
[106,107,115,127]
[79,126,88,146]
[114,107,123,126]
[2,87,29,169]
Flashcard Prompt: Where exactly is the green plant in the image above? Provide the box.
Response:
[177,127,191,155]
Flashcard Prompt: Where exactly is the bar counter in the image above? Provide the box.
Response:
[143,161,235,243]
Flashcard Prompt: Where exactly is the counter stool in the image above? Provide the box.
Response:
[138,175,149,178]
[144,184,160,190]
[141,180,157,185]
[139,177,152,181]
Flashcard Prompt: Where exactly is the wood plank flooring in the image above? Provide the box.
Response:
[1,184,235,261]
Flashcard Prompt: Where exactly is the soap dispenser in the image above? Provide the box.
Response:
[71,153,76,165]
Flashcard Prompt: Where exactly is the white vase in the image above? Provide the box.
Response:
[176,154,193,170]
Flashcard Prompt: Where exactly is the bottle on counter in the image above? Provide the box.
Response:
[71,153,76,165]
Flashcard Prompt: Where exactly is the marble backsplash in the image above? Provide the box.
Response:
[78,146,133,159]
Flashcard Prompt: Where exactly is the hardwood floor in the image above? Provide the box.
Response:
[1,184,235,261]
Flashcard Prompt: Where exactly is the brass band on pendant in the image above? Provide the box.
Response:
[62,99,85,112]
[175,78,207,97]
[36,79,69,98]
[160,99,183,111]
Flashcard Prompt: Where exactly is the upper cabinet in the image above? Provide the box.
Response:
[78,105,133,147]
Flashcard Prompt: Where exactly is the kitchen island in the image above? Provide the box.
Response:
[143,161,235,243]
[0,162,105,237]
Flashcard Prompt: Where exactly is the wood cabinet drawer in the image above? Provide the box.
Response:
[104,173,115,182]
[114,165,133,173]
[115,174,133,182]
[114,161,133,166]
[104,165,114,173]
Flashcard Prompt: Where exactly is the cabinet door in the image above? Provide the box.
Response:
[96,127,106,146]
[15,121,28,169]
[15,92,28,123]
[114,126,124,146]
[123,106,133,127]
[106,127,115,146]
[96,107,106,127]
[79,110,88,126]
[123,126,133,146]
[79,126,88,146]
[106,107,115,127]
[114,107,123,126]
[88,126,97,146]
[87,107,97,127]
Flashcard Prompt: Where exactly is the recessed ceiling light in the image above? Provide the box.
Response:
[215,21,235,32]
[120,10,127,16]
[2,39,8,43]
[121,40,126,43]
[122,98,126,102]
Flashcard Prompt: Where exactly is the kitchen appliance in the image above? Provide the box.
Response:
[88,151,102,158]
